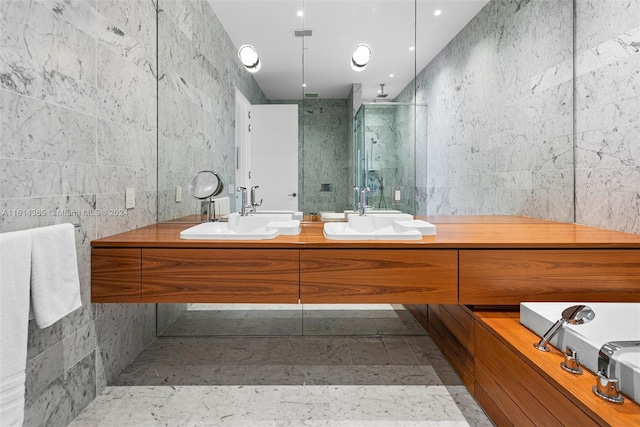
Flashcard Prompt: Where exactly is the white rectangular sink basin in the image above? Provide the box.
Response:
[347,213,414,233]
[521,302,640,404]
[323,214,435,240]
[249,210,303,221]
[179,222,278,240]
[343,209,402,215]
[320,212,346,221]
[180,213,301,240]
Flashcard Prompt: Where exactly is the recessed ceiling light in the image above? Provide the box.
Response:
[434,9,442,16]
[389,74,394,78]
[238,44,261,73]
[409,46,415,51]
[302,83,307,87]
[297,10,303,17]
[351,43,372,72]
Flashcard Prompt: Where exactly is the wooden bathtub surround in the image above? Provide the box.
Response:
[91,216,640,303]
[426,305,640,426]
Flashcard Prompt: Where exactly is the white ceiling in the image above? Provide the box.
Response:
[209,0,489,100]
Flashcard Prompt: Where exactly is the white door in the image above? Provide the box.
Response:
[250,104,298,210]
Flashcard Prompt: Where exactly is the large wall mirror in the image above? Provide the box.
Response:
[155,0,575,335]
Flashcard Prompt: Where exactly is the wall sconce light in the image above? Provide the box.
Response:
[351,43,372,72]
[238,44,261,73]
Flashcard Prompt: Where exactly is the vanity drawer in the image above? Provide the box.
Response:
[300,249,458,304]
[459,249,640,305]
[141,249,299,303]
[91,248,141,302]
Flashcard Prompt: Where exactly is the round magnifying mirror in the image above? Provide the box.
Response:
[187,170,226,199]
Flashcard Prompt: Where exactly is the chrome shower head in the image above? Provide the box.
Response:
[376,83,388,98]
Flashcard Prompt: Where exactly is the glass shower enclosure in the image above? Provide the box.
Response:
[354,102,426,215]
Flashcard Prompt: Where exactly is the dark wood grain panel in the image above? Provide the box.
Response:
[300,250,458,304]
[474,382,514,427]
[475,318,601,427]
[141,249,299,303]
[460,250,640,304]
[91,248,141,302]
[428,305,475,392]
[432,304,475,355]
[474,358,538,427]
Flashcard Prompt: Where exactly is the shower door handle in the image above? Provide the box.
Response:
[287,193,297,198]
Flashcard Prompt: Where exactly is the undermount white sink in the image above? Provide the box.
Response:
[180,213,300,240]
[320,212,347,221]
[249,210,303,221]
[343,209,402,215]
[323,214,436,240]
[321,209,404,222]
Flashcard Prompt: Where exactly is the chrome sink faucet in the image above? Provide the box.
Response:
[359,187,370,216]
[250,185,263,212]
[237,186,250,216]
[353,186,359,212]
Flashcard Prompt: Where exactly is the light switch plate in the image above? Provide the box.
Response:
[392,186,402,204]
[125,188,135,209]
[176,186,182,202]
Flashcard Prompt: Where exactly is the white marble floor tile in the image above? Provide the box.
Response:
[67,386,131,427]
[75,307,492,426]
[78,385,490,426]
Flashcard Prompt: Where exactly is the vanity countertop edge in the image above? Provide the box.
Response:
[91,216,640,249]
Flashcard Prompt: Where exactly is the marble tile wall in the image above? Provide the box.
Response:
[574,0,640,234]
[301,99,351,213]
[0,1,157,425]
[157,0,266,222]
[408,0,575,221]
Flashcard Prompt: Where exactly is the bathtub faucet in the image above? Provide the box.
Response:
[593,340,640,404]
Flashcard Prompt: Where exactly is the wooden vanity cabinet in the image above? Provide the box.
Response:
[299,249,458,304]
[459,249,640,304]
[140,248,299,303]
[91,219,640,304]
[91,248,141,303]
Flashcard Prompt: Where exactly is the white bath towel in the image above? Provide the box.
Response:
[0,230,32,427]
[213,196,231,218]
[29,224,82,329]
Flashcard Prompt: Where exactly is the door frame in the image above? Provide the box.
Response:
[235,89,251,212]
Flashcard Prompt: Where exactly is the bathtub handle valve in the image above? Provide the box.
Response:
[560,346,582,374]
